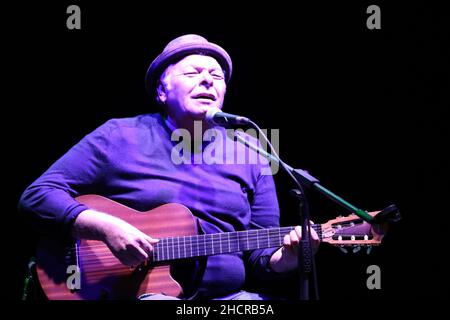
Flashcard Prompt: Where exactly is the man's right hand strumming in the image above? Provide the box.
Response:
[71,209,159,266]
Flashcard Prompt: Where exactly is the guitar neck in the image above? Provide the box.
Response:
[153,225,321,262]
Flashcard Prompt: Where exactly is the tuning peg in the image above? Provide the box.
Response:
[366,246,372,255]
[352,246,361,253]
[339,246,348,254]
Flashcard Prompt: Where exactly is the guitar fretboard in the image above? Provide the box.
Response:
[153,225,321,262]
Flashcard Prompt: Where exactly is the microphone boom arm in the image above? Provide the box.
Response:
[234,132,375,223]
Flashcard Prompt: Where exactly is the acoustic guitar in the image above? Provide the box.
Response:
[36,195,388,300]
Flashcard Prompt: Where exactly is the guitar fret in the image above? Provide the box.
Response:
[171,238,174,259]
[173,237,176,259]
[278,229,281,247]
[216,234,219,254]
[196,235,199,257]
[188,236,192,258]
[171,237,174,260]
[256,230,259,249]
[167,238,170,260]
[240,232,244,250]
[202,235,206,256]
[166,238,169,260]
[159,239,163,261]
[204,235,206,256]
[246,231,249,250]
[195,236,198,257]
[228,233,231,253]
[177,237,180,259]
[219,234,222,253]
[167,238,171,260]
[163,238,167,260]
[238,232,242,251]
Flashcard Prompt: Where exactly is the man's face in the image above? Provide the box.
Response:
[158,54,227,122]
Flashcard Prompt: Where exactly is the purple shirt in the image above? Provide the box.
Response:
[19,113,283,298]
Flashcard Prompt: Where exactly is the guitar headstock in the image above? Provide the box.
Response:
[319,211,389,254]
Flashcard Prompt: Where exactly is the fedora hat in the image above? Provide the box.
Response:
[145,34,232,95]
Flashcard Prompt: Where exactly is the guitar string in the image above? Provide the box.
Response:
[64,230,327,262]
[68,239,288,268]
[76,236,377,269]
[64,231,327,262]
[72,231,375,265]
[72,237,287,268]
[64,225,321,253]
[74,237,376,269]
[67,234,379,268]
[62,229,374,268]
[68,233,292,257]
[64,230,312,257]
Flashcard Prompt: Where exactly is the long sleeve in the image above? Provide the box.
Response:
[18,121,114,237]
[244,168,295,286]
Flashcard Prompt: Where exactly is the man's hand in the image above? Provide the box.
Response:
[71,209,159,266]
[269,223,320,273]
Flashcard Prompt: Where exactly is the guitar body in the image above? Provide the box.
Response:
[36,195,198,300]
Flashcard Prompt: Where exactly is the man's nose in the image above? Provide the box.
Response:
[199,70,214,87]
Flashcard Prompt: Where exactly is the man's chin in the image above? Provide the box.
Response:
[188,106,211,118]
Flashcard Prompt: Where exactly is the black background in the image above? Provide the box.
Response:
[5,1,448,302]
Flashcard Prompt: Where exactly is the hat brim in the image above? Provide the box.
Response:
[145,43,232,95]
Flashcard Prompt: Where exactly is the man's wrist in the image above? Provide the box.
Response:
[70,209,109,241]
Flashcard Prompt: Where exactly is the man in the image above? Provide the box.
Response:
[19,34,319,300]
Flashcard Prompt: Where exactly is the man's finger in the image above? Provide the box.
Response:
[283,234,290,246]
[139,238,154,255]
[145,235,159,244]
[290,229,300,245]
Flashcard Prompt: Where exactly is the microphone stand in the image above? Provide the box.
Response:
[233,128,376,222]
[234,125,385,300]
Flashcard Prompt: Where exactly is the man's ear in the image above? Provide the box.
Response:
[156,81,167,104]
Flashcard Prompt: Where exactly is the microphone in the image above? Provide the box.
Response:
[205,107,250,127]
